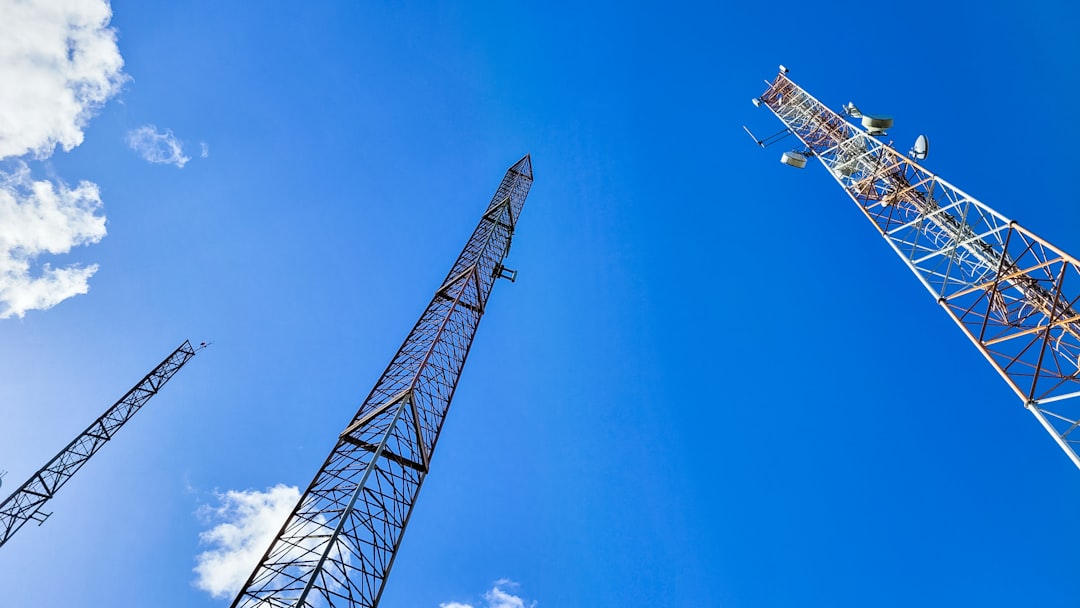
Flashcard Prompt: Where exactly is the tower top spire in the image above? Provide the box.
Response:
[510,153,532,179]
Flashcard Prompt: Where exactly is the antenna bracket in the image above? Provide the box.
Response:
[494,264,517,283]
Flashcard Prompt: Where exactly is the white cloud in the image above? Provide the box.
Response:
[442,581,535,608]
[193,485,301,599]
[200,141,209,158]
[127,124,190,168]
[0,0,125,317]
[0,0,126,159]
[484,587,531,608]
[0,163,107,318]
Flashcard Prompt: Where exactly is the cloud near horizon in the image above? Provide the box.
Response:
[193,484,302,599]
[0,0,125,317]
[440,580,536,608]
[127,124,191,168]
[194,487,526,607]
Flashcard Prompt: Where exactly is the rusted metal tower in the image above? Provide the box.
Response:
[749,67,1080,470]
[0,340,199,548]
[231,155,533,608]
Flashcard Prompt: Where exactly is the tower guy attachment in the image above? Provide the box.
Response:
[750,68,1080,471]
[0,340,199,548]
[231,154,534,608]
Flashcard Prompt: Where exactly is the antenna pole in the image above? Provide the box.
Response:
[753,70,1080,470]
[0,341,199,548]
[742,125,791,148]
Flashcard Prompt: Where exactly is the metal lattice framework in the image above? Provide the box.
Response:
[754,71,1080,470]
[231,155,533,608]
[0,340,198,548]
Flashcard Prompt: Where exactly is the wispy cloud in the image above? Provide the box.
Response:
[200,142,209,158]
[193,485,301,599]
[0,0,123,318]
[127,124,190,168]
[441,581,536,608]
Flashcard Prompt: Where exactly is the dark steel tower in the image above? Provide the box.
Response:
[0,340,199,547]
[231,155,533,608]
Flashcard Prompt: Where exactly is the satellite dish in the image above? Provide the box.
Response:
[910,134,929,160]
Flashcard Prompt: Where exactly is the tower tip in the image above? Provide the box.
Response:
[509,154,532,179]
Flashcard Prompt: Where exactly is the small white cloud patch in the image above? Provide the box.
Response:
[0,163,107,318]
[200,141,209,158]
[441,581,535,608]
[127,124,190,168]
[193,485,301,599]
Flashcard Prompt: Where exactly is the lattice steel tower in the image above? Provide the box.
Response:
[0,340,199,547]
[231,155,533,608]
[749,67,1080,470]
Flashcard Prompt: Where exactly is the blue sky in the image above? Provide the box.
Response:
[0,1,1078,606]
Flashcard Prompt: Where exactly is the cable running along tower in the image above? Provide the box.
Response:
[0,340,199,547]
[231,155,533,608]
[749,68,1080,470]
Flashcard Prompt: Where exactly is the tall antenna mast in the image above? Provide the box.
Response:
[749,67,1080,470]
[231,154,533,608]
[0,340,200,547]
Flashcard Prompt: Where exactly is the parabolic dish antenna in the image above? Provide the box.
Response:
[910,134,929,160]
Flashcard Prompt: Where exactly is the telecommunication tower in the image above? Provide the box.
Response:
[231,155,533,608]
[748,67,1080,470]
[0,340,200,547]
